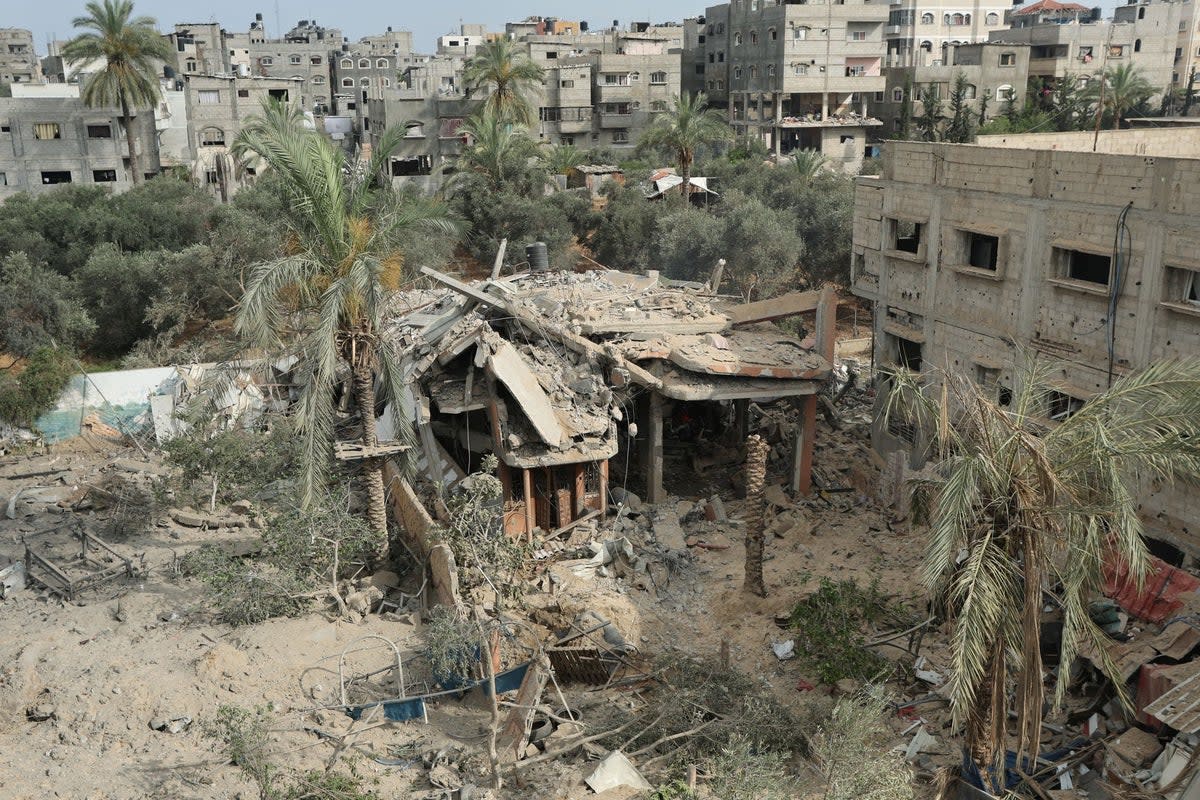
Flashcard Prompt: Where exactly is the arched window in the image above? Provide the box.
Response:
[734,32,743,46]
[377,58,389,68]
[260,56,273,65]
[951,13,965,25]
[750,30,759,44]
[749,65,758,78]
[733,66,743,80]
[997,84,1014,101]
[943,14,951,24]
[185,59,197,71]
[985,12,999,25]
[200,126,225,146]
[383,77,391,87]
[920,40,933,52]
[1138,6,1146,18]
[921,13,933,24]
[766,64,775,77]
[1134,39,1142,52]
[769,27,777,41]
[289,54,302,64]
[342,78,354,87]
[650,71,667,84]
[964,14,971,24]
[340,58,353,68]
[358,59,370,68]
[312,75,325,84]
[963,83,977,99]
[360,77,370,86]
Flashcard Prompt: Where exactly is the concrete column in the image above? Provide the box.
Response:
[793,394,817,495]
[821,91,829,118]
[646,391,666,505]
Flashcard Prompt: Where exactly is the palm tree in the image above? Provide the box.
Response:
[1085,63,1154,129]
[540,143,586,176]
[62,0,171,185]
[638,92,732,197]
[462,38,545,128]
[232,101,458,559]
[791,150,828,182]
[450,110,544,194]
[883,357,1200,784]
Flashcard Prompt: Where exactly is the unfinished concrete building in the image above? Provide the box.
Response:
[694,0,888,172]
[0,28,42,85]
[0,83,160,198]
[381,267,837,540]
[871,42,1031,136]
[850,130,1200,556]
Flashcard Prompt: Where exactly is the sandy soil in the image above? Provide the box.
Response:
[0,377,947,799]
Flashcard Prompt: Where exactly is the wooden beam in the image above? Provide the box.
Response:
[646,391,666,505]
[814,286,838,365]
[728,290,823,326]
[419,265,507,311]
[522,468,535,538]
[794,395,817,496]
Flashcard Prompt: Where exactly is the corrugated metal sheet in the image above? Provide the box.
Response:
[1104,556,1200,624]
[1141,660,1200,733]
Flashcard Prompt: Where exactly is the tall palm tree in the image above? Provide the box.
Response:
[883,357,1200,784]
[1085,63,1154,129]
[232,101,459,559]
[462,39,545,128]
[539,143,586,176]
[62,0,171,185]
[638,92,732,197]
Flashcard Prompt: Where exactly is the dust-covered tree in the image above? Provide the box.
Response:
[462,38,544,127]
[638,92,732,197]
[944,73,975,143]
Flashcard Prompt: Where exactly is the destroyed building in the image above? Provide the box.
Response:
[850,128,1200,558]
[378,264,838,539]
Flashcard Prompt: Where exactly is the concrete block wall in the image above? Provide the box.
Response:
[977,128,1200,159]
[853,136,1200,554]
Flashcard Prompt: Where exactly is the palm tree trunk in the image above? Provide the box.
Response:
[743,434,769,597]
[353,360,390,563]
[119,91,142,185]
[680,150,691,199]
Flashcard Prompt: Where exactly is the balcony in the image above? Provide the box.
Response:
[599,112,633,128]
[557,116,593,133]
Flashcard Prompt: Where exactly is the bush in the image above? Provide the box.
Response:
[788,577,902,684]
[179,545,309,626]
[163,417,302,509]
[803,688,914,800]
[0,253,94,357]
[0,347,75,427]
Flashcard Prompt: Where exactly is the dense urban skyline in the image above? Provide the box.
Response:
[10,1,702,51]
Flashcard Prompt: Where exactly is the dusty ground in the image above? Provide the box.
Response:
[0,378,948,799]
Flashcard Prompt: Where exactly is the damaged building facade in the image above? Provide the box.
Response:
[850,129,1200,557]
[379,266,837,540]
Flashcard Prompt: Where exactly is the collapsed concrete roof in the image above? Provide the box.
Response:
[382,266,833,480]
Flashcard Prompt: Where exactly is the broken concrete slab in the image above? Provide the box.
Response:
[652,512,688,551]
[487,339,565,448]
[585,751,653,793]
[111,458,171,478]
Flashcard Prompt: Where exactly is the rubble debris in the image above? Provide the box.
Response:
[772,640,796,661]
[23,526,134,601]
[0,561,26,597]
[584,750,653,793]
[1107,726,1163,773]
[148,715,193,734]
[1106,554,1200,624]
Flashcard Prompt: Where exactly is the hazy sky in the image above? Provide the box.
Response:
[11,2,705,51]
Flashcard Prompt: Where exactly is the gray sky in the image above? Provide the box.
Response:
[12,2,705,52]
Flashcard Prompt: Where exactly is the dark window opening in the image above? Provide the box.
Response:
[238,89,250,98]
[967,232,999,270]
[895,336,922,371]
[86,124,112,139]
[92,169,117,182]
[1048,390,1084,421]
[892,219,923,254]
[1,125,10,133]
[1061,248,1111,285]
[998,385,1013,406]
[390,155,432,176]
[41,170,71,184]
[204,170,219,185]
[267,89,289,101]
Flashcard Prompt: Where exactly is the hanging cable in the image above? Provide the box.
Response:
[1107,202,1133,389]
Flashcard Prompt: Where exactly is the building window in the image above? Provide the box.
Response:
[1047,391,1085,421]
[734,67,743,80]
[889,218,924,255]
[34,122,61,140]
[612,130,630,143]
[561,79,574,88]
[1138,6,1146,18]
[734,31,743,46]
[185,59,197,71]
[342,78,354,87]
[651,100,668,111]
[0,125,9,133]
[312,75,325,84]
[769,27,777,41]
[389,155,432,176]
[717,22,725,34]
[850,30,867,41]
[238,88,250,97]
[603,73,630,86]
[921,12,933,23]
[958,231,999,270]
[794,63,809,76]
[695,64,705,75]
[41,170,71,184]
[997,85,1015,101]
[893,336,923,371]
[86,123,112,139]
[377,58,388,68]
[360,77,370,86]
[310,56,322,65]
[1109,45,1125,58]
[260,56,273,65]
[1055,247,1111,285]
[359,59,370,68]
[197,89,220,104]
[999,52,1016,67]
[794,25,808,41]
[767,64,775,77]
[1164,266,1200,307]
[92,169,117,182]
[718,51,725,63]
[892,87,904,102]
[289,54,302,64]
[650,70,667,84]
[383,77,391,87]
[340,58,353,68]
[1134,39,1142,53]
[204,170,219,185]
[750,30,759,44]
[0,172,6,185]
[200,126,225,146]
[986,12,999,25]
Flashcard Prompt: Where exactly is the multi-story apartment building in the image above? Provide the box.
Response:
[436,25,492,57]
[0,83,160,198]
[695,0,888,172]
[850,129,1200,554]
[989,0,1179,99]
[167,22,231,77]
[358,28,416,56]
[0,28,41,84]
[885,0,1011,68]
[682,17,710,98]
[181,74,305,199]
[223,18,343,113]
[871,42,1031,135]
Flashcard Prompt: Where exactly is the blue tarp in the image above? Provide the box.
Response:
[961,738,1090,791]
[345,696,426,722]
[341,660,533,722]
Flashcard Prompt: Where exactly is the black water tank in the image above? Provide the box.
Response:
[163,65,175,78]
[526,242,549,272]
[580,20,589,32]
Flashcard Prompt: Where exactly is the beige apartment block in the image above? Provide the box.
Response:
[885,0,1011,68]
[0,28,42,84]
[850,130,1200,555]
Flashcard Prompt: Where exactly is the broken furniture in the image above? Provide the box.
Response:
[22,524,134,601]
[382,267,836,539]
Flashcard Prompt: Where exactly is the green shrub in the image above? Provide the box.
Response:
[788,577,899,684]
